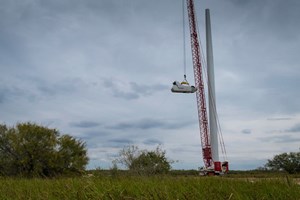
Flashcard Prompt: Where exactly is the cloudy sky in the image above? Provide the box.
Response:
[1,0,300,170]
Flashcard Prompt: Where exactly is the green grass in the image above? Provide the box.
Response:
[0,176,299,200]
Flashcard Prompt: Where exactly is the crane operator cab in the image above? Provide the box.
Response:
[171,80,197,93]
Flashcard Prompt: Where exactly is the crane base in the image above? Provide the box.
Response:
[198,161,229,176]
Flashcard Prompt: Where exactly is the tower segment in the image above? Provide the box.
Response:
[206,9,219,163]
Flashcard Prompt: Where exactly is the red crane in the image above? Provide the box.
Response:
[171,0,228,174]
[186,0,213,169]
[185,0,228,174]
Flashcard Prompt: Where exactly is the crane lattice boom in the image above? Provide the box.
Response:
[186,0,213,168]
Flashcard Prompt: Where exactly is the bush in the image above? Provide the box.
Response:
[114,145,172,175]
[265,151,300,174]
[0,122,88,177]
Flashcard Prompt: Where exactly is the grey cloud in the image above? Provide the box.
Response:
[170,146,201,154]
[83,131,110,137]
[228,0,252,6]
[103,79,139,100]
[0,76,87,105]
[79,132,111,148]
[70,121,101,128]
[241,129,251,134]
[258,76,300,115]
[129,82,169,96]
[0,88,8,103]
[285,123,300,133]
[0,86,29,104]
[231,160,267,171]
[213,0,300,117]
[107,118,194,130]
[266,123,300,134]
[267,118,292,121]
[35,77,86,96]
[0,94,4,103]
[112,91,139,100]
[217,74,300,116]
[136,119,164,130]
[108,138,133,144]
[228,0,300,40]
[143,138,163,145]
[105,138,135,148]
[105,152,119,159]
[258,135,300,144]
[103,78,168,100]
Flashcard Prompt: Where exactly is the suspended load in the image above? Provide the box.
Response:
[171,80,197,93]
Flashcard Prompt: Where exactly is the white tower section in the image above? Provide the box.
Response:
[205,9,219,162]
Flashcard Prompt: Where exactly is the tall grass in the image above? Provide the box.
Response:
[0,176,299,199]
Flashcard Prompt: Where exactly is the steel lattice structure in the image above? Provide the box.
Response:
[186,0,213,168]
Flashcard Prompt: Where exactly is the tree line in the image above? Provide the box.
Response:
[0,122,172,177]
[1,122,299,177]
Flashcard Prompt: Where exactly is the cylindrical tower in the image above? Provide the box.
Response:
[205,9,219,164]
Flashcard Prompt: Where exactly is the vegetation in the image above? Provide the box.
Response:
[265,151,300,174]
[113,145,173,175]
[1,123,300,199]
[0,123,88,177]
[0,176,299,200]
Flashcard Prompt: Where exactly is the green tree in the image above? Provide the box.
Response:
[114,145,172,175]
[57,135,89,174]
[265,151,300,174]
[0,122,88,177]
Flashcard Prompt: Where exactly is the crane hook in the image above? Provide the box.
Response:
[181,74,189,85]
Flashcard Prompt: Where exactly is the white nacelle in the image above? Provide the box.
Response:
[171,81,197,93]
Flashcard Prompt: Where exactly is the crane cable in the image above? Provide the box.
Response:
[199,40,228,161]
[182,0,188,83]
[196,14,228,161]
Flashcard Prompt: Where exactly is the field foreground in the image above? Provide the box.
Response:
[0,176,300,200]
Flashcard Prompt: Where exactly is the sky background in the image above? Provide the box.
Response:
[1,0,300,170]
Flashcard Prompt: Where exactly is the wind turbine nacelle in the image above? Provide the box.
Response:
[171,81,197,93]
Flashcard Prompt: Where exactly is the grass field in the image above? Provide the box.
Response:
[0,175,300,200]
